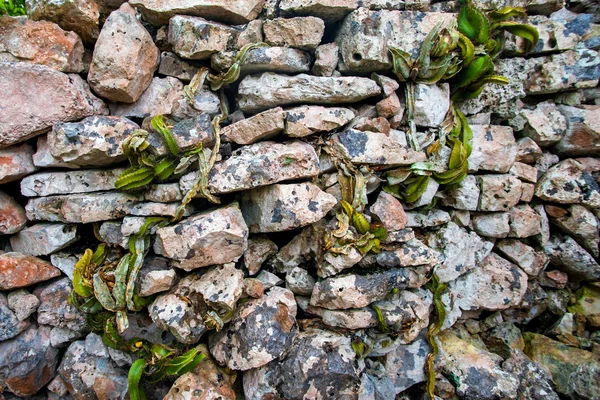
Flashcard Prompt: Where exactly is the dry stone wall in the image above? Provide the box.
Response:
[0,0,599,399]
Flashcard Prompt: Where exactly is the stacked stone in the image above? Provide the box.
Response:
[0,0,599,399]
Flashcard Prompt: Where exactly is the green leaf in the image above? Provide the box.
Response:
[455,107,473,157]
[113,254,130,311]
[115,166,155,191]
[73,249,93,298]
[371,304,390,333]
[488,6,527,23]
[457,33,475,66]
[128,358,148,400]
[493,21,539,53]
[93,272,117,312]
[351,212,370,235]
[164,349,205,376]
[154,158,176,181]
[450,54,492,89]
[389,47,413,82]
[151,115,180,156]
[458,4,490,44]
[404,175,430,203]
[453,74,510,101]
[447,139,466,170]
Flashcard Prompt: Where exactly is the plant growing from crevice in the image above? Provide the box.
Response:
[424,273,448,399]
[0,0,25,16]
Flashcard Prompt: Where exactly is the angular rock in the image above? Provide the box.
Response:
[555,105,600,156]
[320,246,363,278]
[192,140,320,195]
[376,92,402,119]
[279,0,357,22]
[26,0,99,43]
[516,137,543,163]
[285,267,315,296]
[427,222,493,283]
[209,287,298,371]
[468,125,517,173]
[375,238,438,268]
[411,83,450,128]
[503,349,561,400]
[143,183,183,203]
[240,182,337,233]
[336,9,454,73]
[128,0,263,25]
[449,253,527,312]
[524,332,600,399]
[243,328,361,400]
[255,270,283,289]
[310,268,419,310]
[509,162,538,183]
[137,256,177,297]
[0,190,26,235]
[58,340,128,400]
[439,175,480,211]
[549,204,599,257]
[21,168,124,197]
[370,191,407,231]
[237,19,263,48]
[239,46,311,74]
[440,330,518,400]
[496,239,548,277]
[164,345,236,400]
[222,107,284,145]
[525,50,600,94]
[0,143,36,184]
[237,72,381,113]
[0,62,107,148]
[88,3,159,103]
[0,325,59,397]
[31,135,77,169]
[333,129,426,166]
[535,159,600,208]
[519,101,567,146]
[263,17,324,50]
[268,224,321,273]
[47,116,137,167]
[25,192,141,223]
[10,223,78,256]
[158,51,198,81]
[0,16,84,72]
[35,278,86,331]
[472,212,510,238]
[284,105,355,138]
[312,42,338,76]
[508,205,542,238]
[243,236,278,275]
[0,294,29,341]
[477,174,522,212]
[405,209,451,228]
[154,202,248,270]
[544,233,600,280]
[194,263,245,312]
[7,289,40,322]
[168,15,238,60]
[384,334,430,394]
[569,285,600,327]
[0,252,61,290]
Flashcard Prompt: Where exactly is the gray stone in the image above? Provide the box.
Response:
[496,239,548,277]
[477,175,523,211]
[7,289,39,321]
[137,256,177,297]
[255,270,284,290]
[384,334,430,394]
[209,287,298,371]
[222,107,284,145]
[85,332,109,358]
[0,293,29,341]
[284,105,355,137]
[194,263,245,312]
[427,222,493,283]
[0,190,27,235]
[242,328,361,400]
[168,15,238,60]
[333,129,426,166]
[128,0,263,25]
[0,62,107,148]
[35,278,86,332]
[10,223,78,256]
[0,325,59,397]
[468,125,517,173]
[20,168,124,197]
[88,4,159,103]
[237,72,381,113]
[411,83,450,128]
[503,349,561,400]
[239,46,312,74]
[515,137,543,163]
[244,236,278,275]
[320,247,363,278]
[240,182,337,233]
[544,233,600,280]
[405,209,451,228]
[58,340,128,400]
[375,238,438,268]
[50,327,82,349]
[520,101,567,146]
[312,42,338,76]
[549,204,599,257]
[285,267,315,296]
[47,116,138,167]
[536,159,600,208]
[336,9,454,73]
[268,224,321,273]
[278,0,357,22]
[154,202,248,271]
[439,175,480,211]
[263,17,324,50]
[31,135,77,169]
[508,205,542,238]
[525,50,600,94]
[309,268,422,310]
[472,212,510,238]
[158,51,198,82]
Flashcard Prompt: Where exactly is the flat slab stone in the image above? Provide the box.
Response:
[468,125,518,173]
[555,105,600,157]
[153,202,248,271]
[332,129,426,166]
[10,223,78,256]
[535,159,600,209]
[128,0,264,26]
[237,72,381,113]
[0,143,36,184]
[221,107,284,145]
[284,105,355,138]
[240,182,337,233]
[168,15,238,60]
[181,140,320,195]
[240,46,311,74]
[21,168,124,197]
[263,17,325,50]
[0,252,61,290]
[336,9,454,73]
[477,175,523,212]
[0,62,107,148]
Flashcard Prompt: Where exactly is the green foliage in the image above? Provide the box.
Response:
[0,0,26,16]
[424,273,448,399]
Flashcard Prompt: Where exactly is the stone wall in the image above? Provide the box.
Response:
[0,0,599,399]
